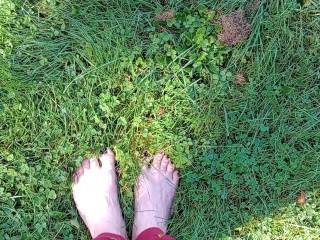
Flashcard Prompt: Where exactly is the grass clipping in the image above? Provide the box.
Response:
[215,9,251,46]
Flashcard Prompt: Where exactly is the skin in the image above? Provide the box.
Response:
[72,149,179,239]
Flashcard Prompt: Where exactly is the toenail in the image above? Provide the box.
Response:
[101,147,108,154]
[73,173,77,181]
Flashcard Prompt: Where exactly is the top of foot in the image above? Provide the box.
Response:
[72,149,127,239]
[132,153,179,239]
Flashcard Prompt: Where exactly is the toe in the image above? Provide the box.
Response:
[90,157,100,169]
[141,165,148,173]
[167,162,175,173]
[73,173,78,184]
[100,148,115,170]
[140,165,152,179]
[75,167,84,182]
[135,174,148,200]
[160,155,170,172]
[152,153,164,171]
[173,170,179,186]
[136,174,145,188]
[82,159,90,169]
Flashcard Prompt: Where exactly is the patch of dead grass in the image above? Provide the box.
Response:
[214,9,251,46]
[154,10,175,21]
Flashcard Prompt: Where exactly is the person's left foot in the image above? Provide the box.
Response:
[72,149,127,239]
[132,153,179,239]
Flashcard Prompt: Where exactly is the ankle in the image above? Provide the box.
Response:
[133,214,167,239]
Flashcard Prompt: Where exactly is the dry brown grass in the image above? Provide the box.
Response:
[215,9,251,46]
[154,10,175,21]
[235,72,246,85]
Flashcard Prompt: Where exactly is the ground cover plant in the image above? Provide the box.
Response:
[1,0,319,239]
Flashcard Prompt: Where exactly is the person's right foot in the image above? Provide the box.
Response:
[72,149,127,239]
[132,153,179,239]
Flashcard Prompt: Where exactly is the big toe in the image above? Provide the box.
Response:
[99,148,115,170]
[151,153,164,172]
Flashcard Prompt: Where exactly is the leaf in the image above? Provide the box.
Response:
[208,64,219,74]
[281,86,294,95]
[155,55,166,65]
[193,27,206,45]
[207,10,216,21]
[118,117,127,126]
[60,22,66,31]
[6,154,14,161]
[48,190,57,200]
[260,124,269,132]
[183,31,193,42]
[70,218,80,229]
[214,24,222,33]
[197,4,207,13]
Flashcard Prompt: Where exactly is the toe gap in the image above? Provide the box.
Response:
[97,158,102,167]
[100,147,108,154]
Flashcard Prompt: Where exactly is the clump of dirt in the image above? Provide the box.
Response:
[154,10,175,21]
[214,9,251,46]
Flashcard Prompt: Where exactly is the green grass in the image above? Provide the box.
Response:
[1,0,320,239]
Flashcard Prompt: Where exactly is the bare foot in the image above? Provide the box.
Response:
[132,153,179,239]
[72,149,127,239]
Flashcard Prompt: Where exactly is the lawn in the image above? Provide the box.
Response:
[0,0,320,239]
